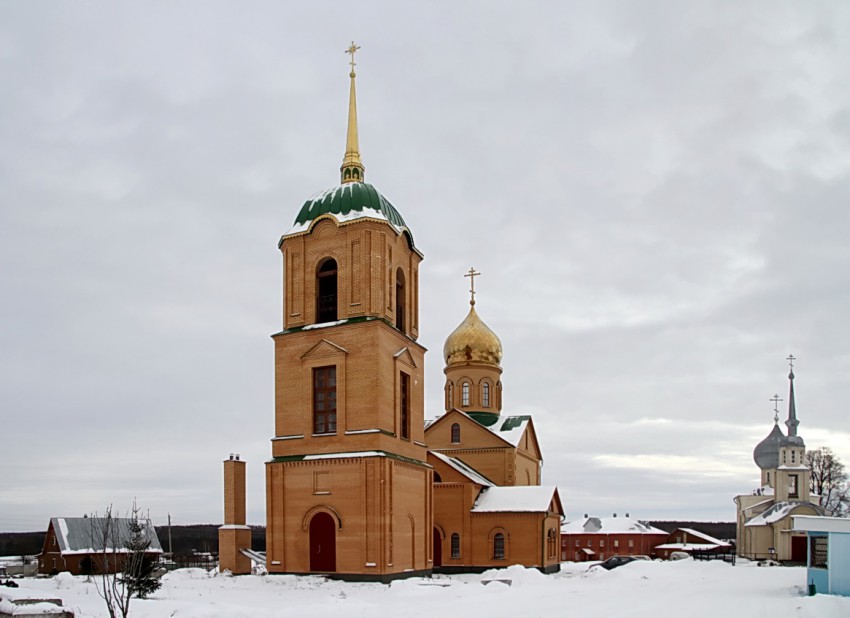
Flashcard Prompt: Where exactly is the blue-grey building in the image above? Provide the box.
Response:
[793,515,850,596]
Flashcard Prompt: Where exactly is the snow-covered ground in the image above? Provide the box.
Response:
[6,560,849,618]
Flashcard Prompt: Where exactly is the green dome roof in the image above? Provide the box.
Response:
[286,182,414,247]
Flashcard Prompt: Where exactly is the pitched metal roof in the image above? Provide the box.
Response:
[430,451,494,487]
[50,517,163,554]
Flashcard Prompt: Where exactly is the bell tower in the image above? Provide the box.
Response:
[265,43,433,581]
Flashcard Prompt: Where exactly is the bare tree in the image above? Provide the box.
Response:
[89,501,160,618]
[89,505,132,618]
[807,446,850,516]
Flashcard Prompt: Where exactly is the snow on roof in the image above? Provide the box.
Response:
[50,517,163,554]
[745,501,826,527]
[676,528,730,547]
[743,498,774,513]
[430,452,494,487]
[793,515,850,533]
[655,543,723,552]
[303,451,383,461]
[471,485,557,513]
[491,415,531,447]
[561,517,667,535]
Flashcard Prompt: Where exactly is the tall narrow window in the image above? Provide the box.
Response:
[547,529,557,558]
[461,382,470,407]
[482,382,490,407]
[451,533,460,558]
[789,474,799,498]
[493,533,505,559]
[316,259,338,323]
[313,366,337,434]
[400,372,410,440]
[451,423,461,444]
[396,268,406,331]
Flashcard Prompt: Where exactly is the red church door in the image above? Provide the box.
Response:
[791,535,807,563]
[309,512,336,572]
[433,528,442,567]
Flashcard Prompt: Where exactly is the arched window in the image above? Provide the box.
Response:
[316,258,338,323]
[482,382,490,407]
[493,533,505,559]
[396,268,406,331]
[461,382,470,407]
[451,423,460,444]
[434,471,442,483]
[451,533,460,559]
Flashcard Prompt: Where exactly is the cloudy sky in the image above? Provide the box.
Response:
[2,1,850,532]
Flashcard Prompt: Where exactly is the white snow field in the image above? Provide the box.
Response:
[9,560,850,618]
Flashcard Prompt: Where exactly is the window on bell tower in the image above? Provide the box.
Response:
[482,382,490,407]
[313,366,337,434]
[400,371,410,440]
[461,382,470,407]
[396,268,406,332]
[316,258,338,323]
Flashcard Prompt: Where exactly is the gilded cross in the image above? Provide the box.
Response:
[786,354,796,371]
[464,267,481,305]
[345,41,361,74]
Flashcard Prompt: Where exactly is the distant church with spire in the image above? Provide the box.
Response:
[734,357,830,562]
[219,43,562,581]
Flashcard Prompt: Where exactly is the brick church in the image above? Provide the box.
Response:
[219,44,562,581]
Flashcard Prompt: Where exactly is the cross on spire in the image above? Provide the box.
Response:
[464,267,480,306]
[345,41,360,76]
[770,394,783,423]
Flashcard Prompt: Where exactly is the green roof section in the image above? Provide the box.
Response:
[499,415,531,432]
[286,182,414,248]
[467,411,500,427]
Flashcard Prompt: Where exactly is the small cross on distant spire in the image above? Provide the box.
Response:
[464,267,481,306]
[345,41,361,76]
[770,394,783,423]
[787,354,796,372]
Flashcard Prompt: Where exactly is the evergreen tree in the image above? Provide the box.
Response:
[122,509,161,599]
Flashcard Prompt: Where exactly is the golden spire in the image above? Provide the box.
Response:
[340,41,365,184]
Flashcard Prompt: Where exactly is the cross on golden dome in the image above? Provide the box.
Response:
[464,267,481,306]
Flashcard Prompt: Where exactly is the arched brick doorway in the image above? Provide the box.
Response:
[309,512,336,572]
[433,527,442,567]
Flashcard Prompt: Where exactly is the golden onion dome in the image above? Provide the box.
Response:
[443,303,503,367]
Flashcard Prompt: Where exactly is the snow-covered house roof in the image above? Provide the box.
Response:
[49,517,163,555]
[745,501,828,527]
[674,528,730,547]
[430,451,495,487]
[561,516,667,535]
[471,486,560,513]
